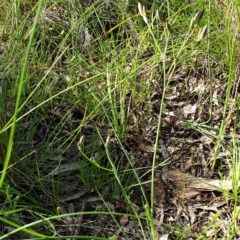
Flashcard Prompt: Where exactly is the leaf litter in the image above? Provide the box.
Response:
[1,1,240,239]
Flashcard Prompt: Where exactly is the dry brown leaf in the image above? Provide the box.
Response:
[162,170,238,199]
[188,179,237,191]
[120,215,129,226]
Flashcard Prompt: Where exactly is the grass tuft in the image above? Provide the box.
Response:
[1,0,240,239]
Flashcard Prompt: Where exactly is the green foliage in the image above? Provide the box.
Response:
[0,0,240,239]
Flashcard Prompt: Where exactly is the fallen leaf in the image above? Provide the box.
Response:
[120,215,129,226]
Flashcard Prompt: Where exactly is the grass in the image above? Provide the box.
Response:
[0,0,240,239]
